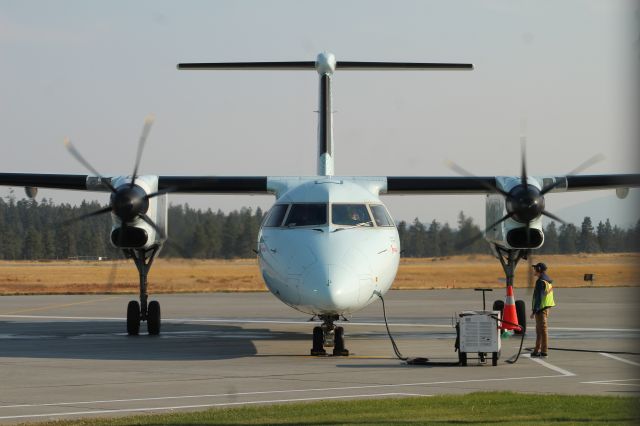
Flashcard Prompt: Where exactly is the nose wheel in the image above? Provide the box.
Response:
[124,246,161,336]
[310,315,349,356]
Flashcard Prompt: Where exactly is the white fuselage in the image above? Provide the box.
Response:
[257,177,400,316]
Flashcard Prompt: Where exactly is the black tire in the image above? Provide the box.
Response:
[492,352,498,366]
[147,300,161,335]
[515,300,526,334]
[126,300,140,336]
[492,300,504,316]
[459,351,467,366]
[333,326,349,356]
[311,326,325,356]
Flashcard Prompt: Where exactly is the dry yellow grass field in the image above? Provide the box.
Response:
[0,253,637,295]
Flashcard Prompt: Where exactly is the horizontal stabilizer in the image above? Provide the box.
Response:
[178,61,473,71]
[178,61,316,70]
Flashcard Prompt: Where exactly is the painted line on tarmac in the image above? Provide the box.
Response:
[525,354,575,376]
[0,393,427,420]
[0,314,637,332]
[0,374,567,410]
[599,352,640,367]
[0,297,119,315]
[581,379,640,387]
[550,327,640,332]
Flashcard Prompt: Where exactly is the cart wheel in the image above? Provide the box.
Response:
[492,352,498,366]
[492,300,504,316]
[459,351,467,366]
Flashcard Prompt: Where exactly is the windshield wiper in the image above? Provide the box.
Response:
[332,221,373,232]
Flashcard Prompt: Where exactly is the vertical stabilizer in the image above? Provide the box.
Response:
[177,54,473,178]
[316,53,335,176]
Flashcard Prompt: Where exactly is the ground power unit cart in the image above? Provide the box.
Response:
[456,310,501,366]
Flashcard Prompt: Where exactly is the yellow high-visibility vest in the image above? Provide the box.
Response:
[535,280,556,310]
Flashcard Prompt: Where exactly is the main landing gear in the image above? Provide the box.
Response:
[311,314,349,356]
[492,245,527,333]
[124,246,161,336]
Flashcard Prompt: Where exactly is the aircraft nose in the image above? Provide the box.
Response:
[304,263,359,312]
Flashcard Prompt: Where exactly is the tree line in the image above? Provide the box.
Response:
[0,197,637,260]
[397,212,640,257]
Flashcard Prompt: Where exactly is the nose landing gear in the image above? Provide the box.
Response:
[124,246,161,336]
[311,314,349,356]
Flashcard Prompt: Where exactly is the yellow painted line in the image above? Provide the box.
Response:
[2,296,119,315]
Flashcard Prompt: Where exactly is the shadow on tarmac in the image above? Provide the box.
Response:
[0,320,310,361]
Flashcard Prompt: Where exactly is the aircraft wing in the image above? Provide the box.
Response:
[1,173,639,195]
[0,173,270,194]
[383,174,640,194]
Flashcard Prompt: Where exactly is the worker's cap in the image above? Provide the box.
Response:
[532,262,547,272]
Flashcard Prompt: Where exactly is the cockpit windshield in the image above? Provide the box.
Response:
[264,204,289,227]
[284,203,327,227]
[331,204,373,227]
[370,204,395,227]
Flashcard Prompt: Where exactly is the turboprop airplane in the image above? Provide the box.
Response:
[1,53,638,356]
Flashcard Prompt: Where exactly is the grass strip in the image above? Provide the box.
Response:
[23,391,639,426]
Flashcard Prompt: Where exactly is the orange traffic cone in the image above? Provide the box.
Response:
[501,285,521,331]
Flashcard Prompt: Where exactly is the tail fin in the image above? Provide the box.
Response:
[178,54,473,176]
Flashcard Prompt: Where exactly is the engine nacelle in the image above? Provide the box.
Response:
[485,176,545,250]
[108,175,168,250]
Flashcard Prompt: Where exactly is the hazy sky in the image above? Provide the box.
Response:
[1,0,637,226]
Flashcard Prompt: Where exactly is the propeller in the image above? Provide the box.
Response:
[449,137,603,252]
[63,115,166,241]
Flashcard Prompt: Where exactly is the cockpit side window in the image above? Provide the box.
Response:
[284,203,327,227]
[332,204,373,227]
[264,204,289,227]
[370,204,395,227]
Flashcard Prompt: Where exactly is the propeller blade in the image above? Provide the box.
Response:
[527,249,534,289]
[106,259,120,294]
[456,212,514,250]
[139,213,166,240]
[64,138,116,193]
[540,153,605,195]
[61,206,112,225]
[131,114,155,187]
[520,136,528,187]
[541,210,567,225]
[566,153,606,176]
[445,160,509,196]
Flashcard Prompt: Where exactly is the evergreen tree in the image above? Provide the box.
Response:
[438,223,454,256]
[455,211,485,254]
[23,226,44,259]
[558,224,578,254]
[396,220,408,254]
[541,222,559,254]
[407,218,426,257]
[425,220,441,257]
[596,219,614,252]
[578,216,599,253]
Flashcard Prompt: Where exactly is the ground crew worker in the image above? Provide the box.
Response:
[530,262,556,358]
